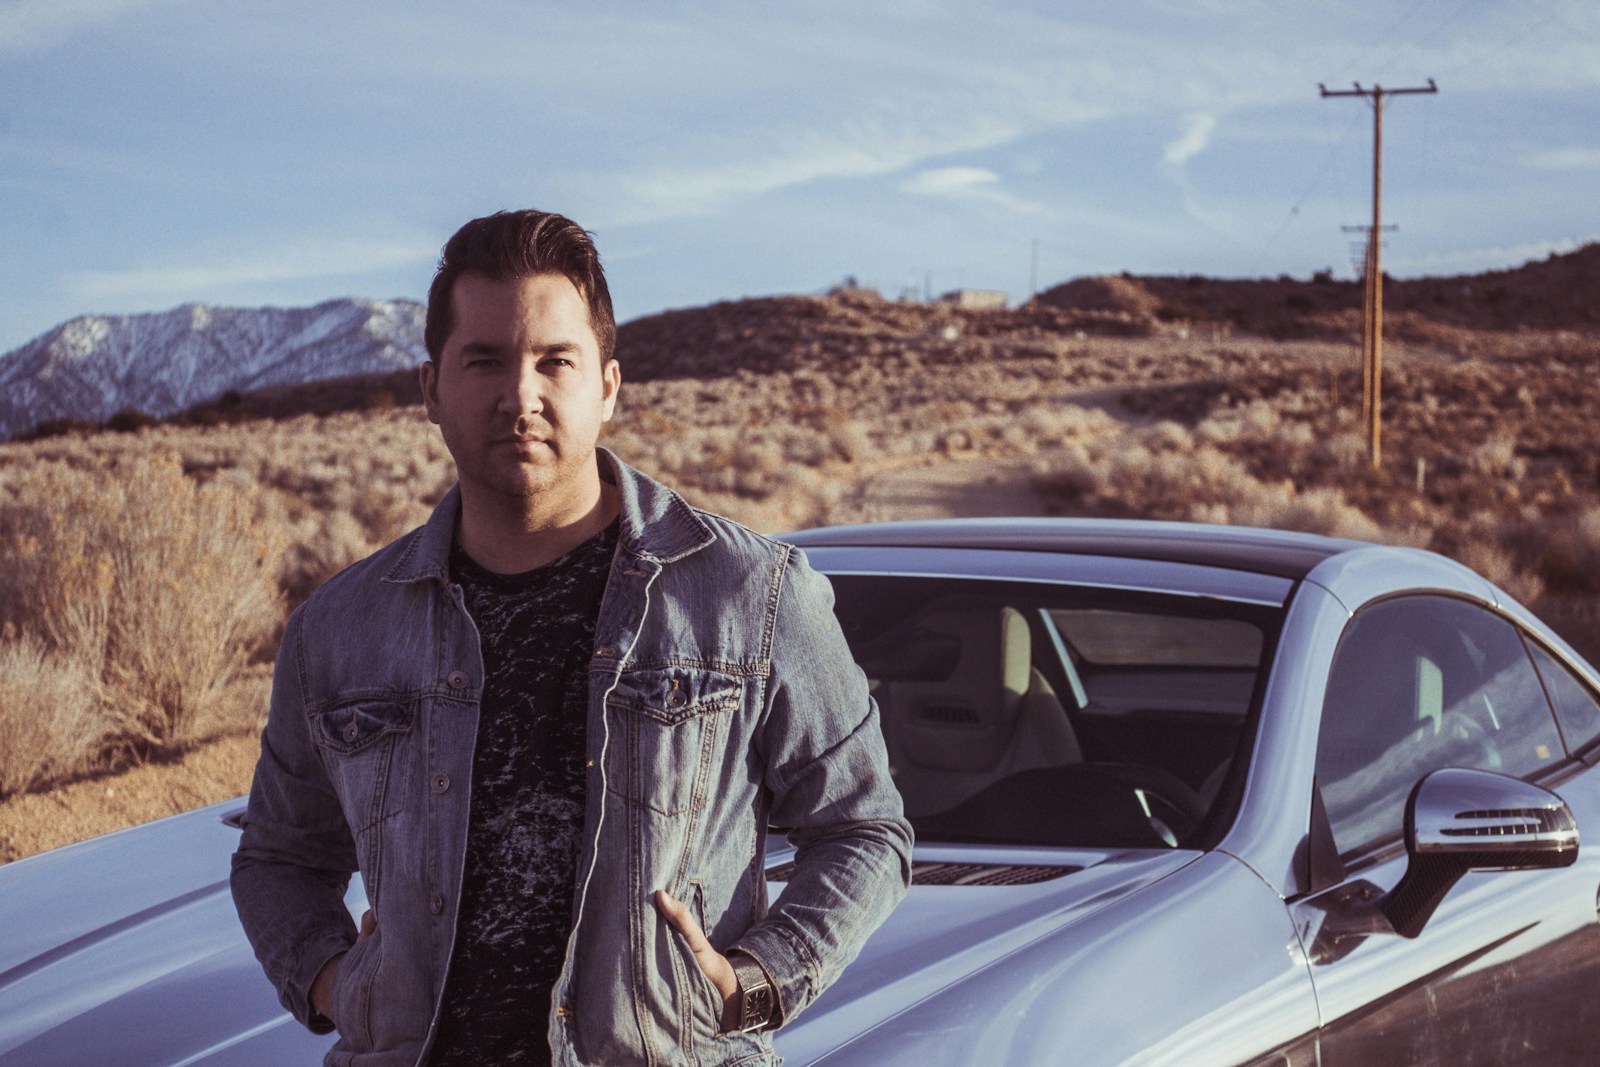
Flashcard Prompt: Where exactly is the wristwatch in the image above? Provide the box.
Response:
[727,951,776,1033]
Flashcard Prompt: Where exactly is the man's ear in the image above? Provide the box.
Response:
[420,360,442,424]
[600,358,621,422]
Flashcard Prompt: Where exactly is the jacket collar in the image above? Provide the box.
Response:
[384,447,714,585]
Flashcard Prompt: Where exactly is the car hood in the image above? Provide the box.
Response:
[771,844,1198,1066]
[0,800,338,1066]
[0,803,1198,1066]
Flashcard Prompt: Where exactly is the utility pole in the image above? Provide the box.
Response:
[1341,223,1396,430]
[1320,78,1437,468]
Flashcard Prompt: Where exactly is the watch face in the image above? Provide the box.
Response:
[743,986,774,1029]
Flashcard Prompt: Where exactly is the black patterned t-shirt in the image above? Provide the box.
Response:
[425,521,617,1067]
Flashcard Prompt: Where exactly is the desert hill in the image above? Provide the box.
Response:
[1038,242,1600,349]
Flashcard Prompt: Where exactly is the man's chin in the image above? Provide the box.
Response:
[481,454,588,499]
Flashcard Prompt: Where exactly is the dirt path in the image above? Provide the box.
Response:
[833,381,1148,524]
[833,453,1062,523]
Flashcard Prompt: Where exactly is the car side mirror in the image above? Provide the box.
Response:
[1381,767,1578,938]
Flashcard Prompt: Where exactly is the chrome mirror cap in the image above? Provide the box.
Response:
[1408,767,1578,863]
[1381,767,1579,938]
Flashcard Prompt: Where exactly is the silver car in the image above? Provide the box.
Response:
[4,518,1599,1065]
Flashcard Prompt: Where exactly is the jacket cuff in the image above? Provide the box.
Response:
[728,924,820,1029]
[292,933,354,1034]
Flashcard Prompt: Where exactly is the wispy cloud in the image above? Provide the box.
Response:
[0,0,185,52]
[1523,146,1600,171]
[601,105,1024,226]
[900,166,1047,216]
[1158,112,1242,241]
[1163,113,1217,170]
[68,237,437,300]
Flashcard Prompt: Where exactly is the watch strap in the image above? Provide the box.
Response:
[727,951,776,1033]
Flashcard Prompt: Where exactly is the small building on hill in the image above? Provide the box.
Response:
[939,288,1008,310]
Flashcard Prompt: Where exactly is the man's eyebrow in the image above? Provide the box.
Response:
[455,339,584,356]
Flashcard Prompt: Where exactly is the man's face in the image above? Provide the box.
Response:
[421,272,620,511]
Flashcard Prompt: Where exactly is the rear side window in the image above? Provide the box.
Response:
[1526,640,1600,754]
[1316,595,1566,857]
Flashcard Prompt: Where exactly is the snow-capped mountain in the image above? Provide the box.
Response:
[0,298,427,438]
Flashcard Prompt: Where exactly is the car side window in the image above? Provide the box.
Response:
[1525,639,1600,753]
[1315,595,1566,857]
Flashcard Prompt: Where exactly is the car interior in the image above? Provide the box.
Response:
[829,575,1278,851]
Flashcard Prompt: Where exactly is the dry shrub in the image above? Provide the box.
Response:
[278,508,378,608]
[826,423,869,463]
[1511,505,1600,597]
[0,454,284,748]
[1452,540,1545,606]
[1033,423,1385,542]
[1317,430,1368,470]
[1466,431,1526,479]
[0,637,110,796]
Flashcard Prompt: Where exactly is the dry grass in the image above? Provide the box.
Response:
[0,454,283,793]
[0,638,108,797]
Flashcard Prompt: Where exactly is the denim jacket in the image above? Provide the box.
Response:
[231,449,913,1067]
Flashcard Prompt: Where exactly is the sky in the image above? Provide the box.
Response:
[2,0,1597,354]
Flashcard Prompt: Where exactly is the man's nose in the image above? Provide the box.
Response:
[500,358,545,414]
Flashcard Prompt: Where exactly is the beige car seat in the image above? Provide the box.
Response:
[879,604,1083,817]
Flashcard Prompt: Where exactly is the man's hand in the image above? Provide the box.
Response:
[310,909,376,1022]
[653,889,739,1030]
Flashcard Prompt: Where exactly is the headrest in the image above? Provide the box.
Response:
[892,604,1033,772]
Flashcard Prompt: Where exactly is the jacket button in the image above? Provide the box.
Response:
[447,670,469,689]
[429,894,444,915]
[342,720,360,743]
[432,773,449,793]
[594,646,615,658]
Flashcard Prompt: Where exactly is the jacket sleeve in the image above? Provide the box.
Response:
[230,605,359,1033]
[730,547,913,1026]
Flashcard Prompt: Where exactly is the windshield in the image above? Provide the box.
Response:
[827,574,1281,850]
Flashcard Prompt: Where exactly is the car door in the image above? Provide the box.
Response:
[1288,594,1600,1065]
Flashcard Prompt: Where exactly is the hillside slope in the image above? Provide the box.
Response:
[1038,242,1600,346]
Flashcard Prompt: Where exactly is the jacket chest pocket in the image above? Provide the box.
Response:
[605,669,741,816]
[309,697,417,833]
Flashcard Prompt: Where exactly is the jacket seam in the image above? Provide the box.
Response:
[759,544,791,665]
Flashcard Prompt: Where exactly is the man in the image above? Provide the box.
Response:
[231,209,912,1067]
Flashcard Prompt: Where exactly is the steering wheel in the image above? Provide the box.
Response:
[1095,763,1208,844]
[1440,708,1503,773]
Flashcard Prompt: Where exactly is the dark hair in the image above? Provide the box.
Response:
[424,209,616,362]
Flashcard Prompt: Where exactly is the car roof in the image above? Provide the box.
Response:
[780,517,1367,582]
